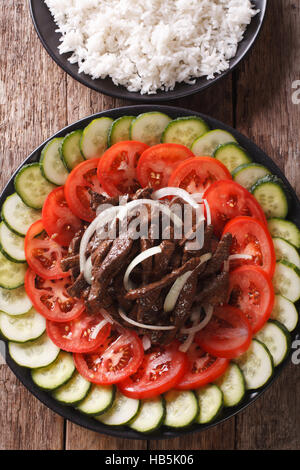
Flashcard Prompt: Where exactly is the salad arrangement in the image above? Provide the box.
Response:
[0,111,299,434]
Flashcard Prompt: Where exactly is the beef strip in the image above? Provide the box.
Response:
[67,272,89,299]
[61,254,79,272]
[200,233,232,277]
[194,271,230,305]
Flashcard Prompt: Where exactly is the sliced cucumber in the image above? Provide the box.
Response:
[268,218,300,249]
[273,237,300,268]
[77,384,115,416]
[215,363,245,407]
[108,116,134,146]
[130,112,171,146]
[60,130,84,171]
[0,308,45,343]
[195,384,223,424]
[31,351,75,391]
[53,371,91,405]
[80,117,113,159]
[251,175,289,219]
[273,259,300,302]
[1,193,41,236]
[0,286,32,316]
[255,320,290,366]
[161,117,209,148]
[96,390,140,426]
[234,339,274,390]
[40,138,69,185]
[129,396,165,433]
[0,251,27,289]
[191,129,237,156]
[164,390,198,428]
[8,333,59,369]
[0,221,25,262]
[270,294,298,332]
[213,142,251,173]
[14,163,55,209]
[232,163,271,190]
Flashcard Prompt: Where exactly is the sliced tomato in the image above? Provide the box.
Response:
[46,310,111,353]
[168,156,231,194]
[118,341,188,399]
[136,143,194,190]
[222,216,276,277]
[97,141,149,196]
[64,158,104,222]
[25,220,69,280]
[25,268,85,322]
[228,265,274,334]
[203,180,267,236]
[42,186,83,247]
[175,343,229,390]
[73,328,144,384]
[195,305,252,359]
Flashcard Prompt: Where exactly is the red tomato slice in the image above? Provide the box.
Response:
[46,311,111,353]
[228,265,275,334]
[222,216,276,277]
[64,158,104,222]
[195,305,252,359]
[175,344,229,390]
[136,143,194,190]
[73,329,144,384]
[168,156,231,194]
[25,220,69,280]
[203,180,267,236]
[25,268,85,322]
[97,141,149,196]
[42,186,83,247]
[118,341,188,399]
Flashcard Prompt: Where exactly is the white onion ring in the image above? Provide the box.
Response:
[123,246,162,291]
[181,305,214,334]
[90,319,108,340]
[202,198,211,225]
[99,308,115,325]
[118,308,175,331]
[228,254,253,261]
[152,187,199,211]
[142,335,151,351]
[84,256,93,285]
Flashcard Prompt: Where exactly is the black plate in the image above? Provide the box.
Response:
[2,105,299,440]
[29,0,267,102]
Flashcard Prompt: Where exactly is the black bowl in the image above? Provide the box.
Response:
[2,105,299,440]
[29,0,267,102]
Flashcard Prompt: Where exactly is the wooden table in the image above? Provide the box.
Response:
[0,0,299,450]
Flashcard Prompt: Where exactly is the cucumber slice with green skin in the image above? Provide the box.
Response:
[270,294,298,332]
[130,112,171,146]
[161,117,209,148]
[129,396,166,433]
[76,384,115,416]
[268,218,300,249]
[60,130,84,171]
[96,390,140,426]
[273,237,300,268]
[31,351,75,391]
[0,308,45,343]
[80,117,113,159]
[53,371,91,405]
[0,222,25,263]
[108,116,134,146]
[191,129,237,156]
[215,363,245,407]
[195,384,223,424]
[0,251,27,289]
[232,163,271,190]
[40,138,69,185]
[0,286,32,316]
[273,259,300,302]
[251,175,289,219]
[164,390,198,428]
[14,163,56,210]
[8,333,59,369]
[1,193,41,237]
[213,142,252,173]
[234,339,274,390]
[255,320,291,366]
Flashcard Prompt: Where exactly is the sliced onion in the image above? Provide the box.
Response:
[118,308,175,331]
[142,335,151,351]
[152,187,199,211]
[181,305,214,334]
[228,254,253,261]
[99,308,115,325]
[179,310,200,352]
[123,246,162,291]
[90,319,108,340]
[202,198,211,225]
[84,256,93,285]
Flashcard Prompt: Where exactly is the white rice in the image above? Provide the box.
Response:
[45,0,258,94]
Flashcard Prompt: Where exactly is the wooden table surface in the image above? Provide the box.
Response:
[0,0,299,450]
